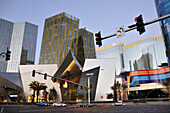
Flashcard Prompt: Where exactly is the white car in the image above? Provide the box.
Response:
[113,102,126,106]
[52,102,67,107]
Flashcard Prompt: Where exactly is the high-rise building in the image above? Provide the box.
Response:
[39,12,79,66]
[77,28,96,66]
[39,12,96,67]
[0,18,14,72]
[96,36,167,74]
[7,22,38,72]
[155,0,170,62]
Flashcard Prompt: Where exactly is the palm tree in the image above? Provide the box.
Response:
[29,81,37,104]
[122,84,127,100]
[41,85,48,102]
[36,82,47,103]
[116,81,121,101]
[49,87,57,102]
[29,81,47,103]
[111,80,117,102]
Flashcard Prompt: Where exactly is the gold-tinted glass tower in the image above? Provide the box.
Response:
[39,12,96,67]
[39,12,79,66]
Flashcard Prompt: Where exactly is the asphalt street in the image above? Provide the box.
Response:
[0,102,170,113]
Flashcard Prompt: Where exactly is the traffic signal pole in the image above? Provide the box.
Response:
[101,14,170,40]
[34,71,89,89]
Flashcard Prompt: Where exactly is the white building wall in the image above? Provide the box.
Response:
[96,44,123,75]
[7,22,25,72]
[83,59,116,101]
[19,64,62,101]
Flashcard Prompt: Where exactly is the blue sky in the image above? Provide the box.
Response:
[0,0,162,64]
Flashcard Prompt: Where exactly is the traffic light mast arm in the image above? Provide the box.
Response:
[101,14,170,40]
[35,71,89,89]
[0,52,5,57]
[144,14,170,26]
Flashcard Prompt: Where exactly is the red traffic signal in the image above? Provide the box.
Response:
[135,17,138,22]
[95,31,102,47]
[135,14,145,35]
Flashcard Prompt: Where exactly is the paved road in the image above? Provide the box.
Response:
[1,103,170,113]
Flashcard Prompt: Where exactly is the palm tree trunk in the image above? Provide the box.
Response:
[37,90,39,103]
[32,89,35,103]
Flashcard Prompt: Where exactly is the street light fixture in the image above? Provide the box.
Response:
[86,73,94,104]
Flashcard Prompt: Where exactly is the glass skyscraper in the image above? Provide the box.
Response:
[77,28,96,66]
[7,22,38,72]
[39,12,96,67]
[0,18,14,72]
[155,0,170,62]
[96,36,167,74]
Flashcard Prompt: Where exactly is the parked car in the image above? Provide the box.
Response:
[52,102,67,107]
[36,102,49,106]
[76,102,92,107]
[113,102,126,106]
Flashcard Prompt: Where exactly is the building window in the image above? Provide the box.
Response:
[120,53,125,68]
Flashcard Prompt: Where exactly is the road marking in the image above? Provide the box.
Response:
[19,109,57,112]
[1,107,4,113]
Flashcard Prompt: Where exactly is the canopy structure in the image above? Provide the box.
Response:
[52,50,82,83]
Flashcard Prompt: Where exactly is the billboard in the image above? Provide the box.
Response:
[122,67,170,86]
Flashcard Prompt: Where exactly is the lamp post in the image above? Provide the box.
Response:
[86,73,93,104]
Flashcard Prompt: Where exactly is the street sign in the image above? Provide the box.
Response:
[116,26,125,38]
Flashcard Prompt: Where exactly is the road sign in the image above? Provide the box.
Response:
[116,26,125,38]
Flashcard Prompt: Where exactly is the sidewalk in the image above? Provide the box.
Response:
[92,101,170,106]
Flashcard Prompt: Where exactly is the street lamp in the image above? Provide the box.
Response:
[86,73,93,104]
[63,81,68,88]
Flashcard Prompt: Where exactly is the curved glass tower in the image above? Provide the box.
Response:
[155,0,170,62]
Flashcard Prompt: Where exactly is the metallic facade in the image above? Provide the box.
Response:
[39,12,96,67]
[123,36,167,71]
[96,36,167,74]
[0,18,14,72]
[155,0,170,61]
[7,22,38,72]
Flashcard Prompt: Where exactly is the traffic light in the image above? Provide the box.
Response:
[44,73,47,80]
[54,77,56,82]
[95,31,102,47]
[135,14,145,35]
[32,70,35,77]
[5,49,11,61]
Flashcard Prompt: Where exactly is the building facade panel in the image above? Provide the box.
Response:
[0,18,14,72]
[7,22,38,72]
[96,42,124,75]
[82,59,116,101]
